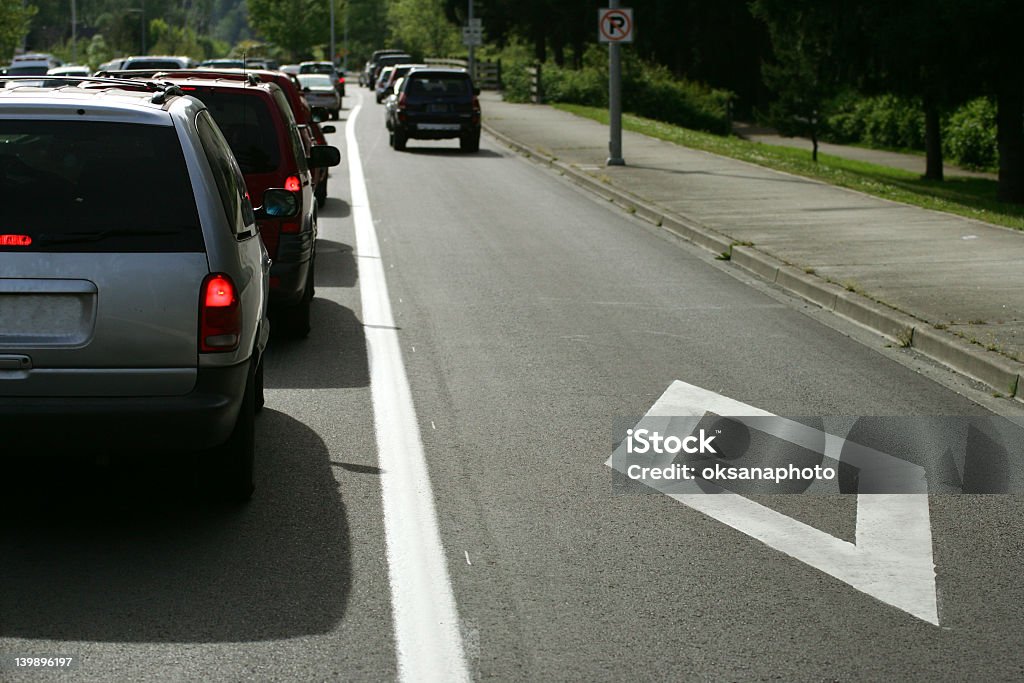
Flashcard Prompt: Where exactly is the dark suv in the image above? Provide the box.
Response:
[388,68,481,152]
[168,77,340,336]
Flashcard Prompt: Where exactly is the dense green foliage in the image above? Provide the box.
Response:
[943,98,999,170]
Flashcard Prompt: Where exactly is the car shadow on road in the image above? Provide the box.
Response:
[0,410,351,643]
[403,147,503,158]
[315,239,357,288]
[319,198,351,218]
[266,299,367,389]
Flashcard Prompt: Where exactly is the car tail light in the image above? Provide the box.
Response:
[338,76,345,84]
[281,220,301,234]
[284,175,301,192]
[398,92,407,109]
[199,273,240,352]
[0,234,32,246]
[472,95,480,112]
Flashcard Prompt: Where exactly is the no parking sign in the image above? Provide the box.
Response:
[598,7,634,43]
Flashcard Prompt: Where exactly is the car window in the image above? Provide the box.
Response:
[405,75,471,97]
[271,89,309,176]
[195,111,256,238]
[190,90,281,174]
[297,74,333,89]
[6,65,49,76]
[0,119,203,252]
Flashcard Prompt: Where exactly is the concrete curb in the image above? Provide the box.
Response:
[484,122,1024,400]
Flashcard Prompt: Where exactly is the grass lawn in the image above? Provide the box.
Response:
[553,103,1024,232]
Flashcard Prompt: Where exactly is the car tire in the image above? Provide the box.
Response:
[316,179,327,207]
[394,130,407,151]
[279,259,314,338]
[254,353,265,413]
[460,132,480,153]
[207,361,256,503]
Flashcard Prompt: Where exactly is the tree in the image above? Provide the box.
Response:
[1,0,37,58]
[246,0,332,60]
[387,0,459,59]
[752,0,858,161]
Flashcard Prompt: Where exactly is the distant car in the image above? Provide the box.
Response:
[46,65,90,77]
[369,54,412,91]
[388,68,481,152]
[199,58,245,69]
[376,63,426,103]
[362,49,408,87]
[280,64,301,75]
[97,57,128,72]
[374,66,396,103]
[120,55,198,70]
[298,61,344,97]
[3,54,61,77]
[297,73,342,120]
[0,76,272,501]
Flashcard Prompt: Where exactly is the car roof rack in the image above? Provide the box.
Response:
[0,75,184,103]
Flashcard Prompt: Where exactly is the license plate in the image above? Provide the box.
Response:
[418,123,460,131]
[427,104,450,113]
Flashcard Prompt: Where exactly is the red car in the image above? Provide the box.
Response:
[161,76,340,336]
[154,68,337,207]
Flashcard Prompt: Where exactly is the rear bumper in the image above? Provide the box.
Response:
[397,116,479,140]
[0,361,250,455]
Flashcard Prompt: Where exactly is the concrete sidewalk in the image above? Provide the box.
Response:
[480,93,1024,400]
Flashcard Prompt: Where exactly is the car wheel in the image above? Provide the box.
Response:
[254,353,265,413]
[316,179,327,208]
[460,132,481,153]
[279,259,314,338]
[394,130,407,151]
[207,360,256,503]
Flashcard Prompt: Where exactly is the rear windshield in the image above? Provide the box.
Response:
[299,64,335,75]
[188,90,281,174]
[298,74,334,89]
[6,65,49,76]
[405,75,471,97]
[0,120,203,253]
[124,59,185,70]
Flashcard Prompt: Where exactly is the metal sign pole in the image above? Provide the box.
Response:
[607,0,625,165]
[468,0,475,80]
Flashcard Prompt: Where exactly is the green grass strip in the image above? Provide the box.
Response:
[553,103,1024,231]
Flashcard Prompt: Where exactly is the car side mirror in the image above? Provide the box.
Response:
[309,145,342,168]
[255,188,299,219]
[320,125,336,134]
[473,87,481,95]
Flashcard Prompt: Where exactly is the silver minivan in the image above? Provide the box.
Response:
[0,78,279,501]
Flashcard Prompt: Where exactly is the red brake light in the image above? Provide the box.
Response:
[0,234,32,246]
[284,176,301,192]
[398,92,406,109]
[199,273,240,352]
[338,76,345,84]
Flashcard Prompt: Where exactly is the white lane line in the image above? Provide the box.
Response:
[347,94,470,682]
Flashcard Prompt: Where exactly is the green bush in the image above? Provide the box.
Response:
[532,46,732,135]
[825,94,924,149]
[943,97,998,170]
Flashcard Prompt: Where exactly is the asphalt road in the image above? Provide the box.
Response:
[2,90,1023,681]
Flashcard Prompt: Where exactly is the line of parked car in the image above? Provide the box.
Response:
[0,60,345,503]
[361,51,482,153]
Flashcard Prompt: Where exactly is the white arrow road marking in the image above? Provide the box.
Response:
[606,380,939,626]
[347,94,470,681]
